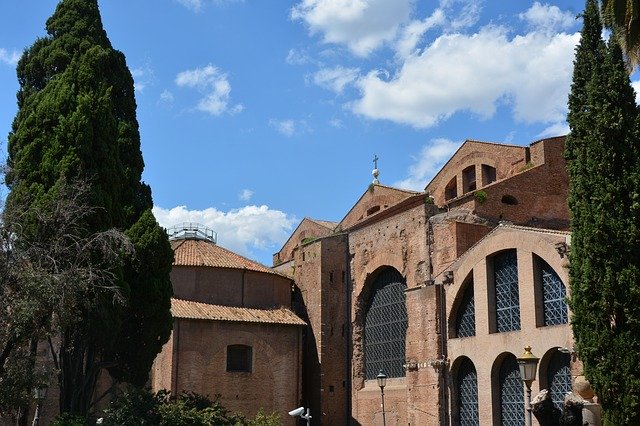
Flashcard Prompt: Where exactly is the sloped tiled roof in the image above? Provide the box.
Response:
[171,298,306,326]
[171,239,280,276]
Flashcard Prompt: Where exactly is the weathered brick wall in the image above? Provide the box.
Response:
[292,234,350,424]
[349,202,434,425]
[339,185,417,231]
[274,218,335,266]
[426,141,529,206]
[156,319,301,425]
[319,235,350,424]
[171,266,292,309]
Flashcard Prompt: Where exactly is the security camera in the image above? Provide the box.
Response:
[288,407,305,417]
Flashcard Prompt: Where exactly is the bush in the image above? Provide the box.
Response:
[101,388,280,425]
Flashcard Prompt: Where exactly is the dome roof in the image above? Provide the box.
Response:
[171,238,281,276]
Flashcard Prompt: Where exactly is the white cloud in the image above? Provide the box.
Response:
[175,64,243,116]
[160,89,175,103]
[352,25,580,128]
[131,63,155,93]
[153,205,295,260]
[394,138,461,190]
[312,66,360,93]
[286,48,315,65]
[239,189,253,201]
[291,0,414,57]
[519,2,577,34]
[269,119,310,137]
[395,10,445,58]
[0,48,20,66]
[538,121,569,138]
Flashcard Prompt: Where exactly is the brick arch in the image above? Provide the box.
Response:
[352,264,407,389]
[445,227,569,323]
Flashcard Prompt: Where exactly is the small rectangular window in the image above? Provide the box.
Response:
[227,345,252,372]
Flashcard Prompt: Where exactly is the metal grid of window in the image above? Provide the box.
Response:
[365,268,408,380]
[547,351,572,410]
[541,260,568,326]
[456,281,476,337]
[494,250,521,332]
[457,358,479,426]
[500,355,525,425]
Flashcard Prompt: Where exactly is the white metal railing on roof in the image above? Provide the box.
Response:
[167,223,217,243]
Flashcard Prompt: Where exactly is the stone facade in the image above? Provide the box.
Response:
[275,136,594,425]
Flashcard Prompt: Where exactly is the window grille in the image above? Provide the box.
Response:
[455,281,476,337]
[500,355,525,425]
[547,351,571,410]
[364,268,407,380]
[457,358,479,426]
[541,260,568,326]
[227,345,252,373]
[494,250,520,332]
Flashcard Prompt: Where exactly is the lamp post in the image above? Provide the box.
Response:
[377,370,387,426]
[32,387,47,426]
[517,346,540,426]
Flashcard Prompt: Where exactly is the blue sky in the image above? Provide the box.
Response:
[0,0,597,265]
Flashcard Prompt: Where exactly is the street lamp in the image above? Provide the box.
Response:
[32,387,47,426]
[517,346,540,426]
[377,370,387,426]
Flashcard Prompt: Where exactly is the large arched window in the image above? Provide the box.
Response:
[499,354,525,425]
[540,259,568,326]
[364,268,408,380]
[455,280,475,338]
[457,358,479,425]
[547,350,572,410]
[494,250,520,333]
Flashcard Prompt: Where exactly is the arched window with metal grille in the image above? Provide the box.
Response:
[455,280,475,338]
[540,258,568,326]
[364,268,408,380]
[493,250,520,332]
[457,357,479,425]
[546,350,572,410]
[499,354,525,425]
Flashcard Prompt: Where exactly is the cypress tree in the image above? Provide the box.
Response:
[5,0,173,416]
[567,1,640,423]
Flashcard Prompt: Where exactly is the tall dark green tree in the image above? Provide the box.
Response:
[567,0,640,423]
[4,0,173,417]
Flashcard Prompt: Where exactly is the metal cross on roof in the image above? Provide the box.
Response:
[373,154,379,169]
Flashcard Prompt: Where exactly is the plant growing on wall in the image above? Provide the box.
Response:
[474,190,487,203]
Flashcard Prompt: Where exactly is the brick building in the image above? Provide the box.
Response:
[274,136,598,425]
[150,225,305,424]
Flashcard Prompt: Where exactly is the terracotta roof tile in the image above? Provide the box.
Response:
[171,239,281,276]
[171,298,306,326]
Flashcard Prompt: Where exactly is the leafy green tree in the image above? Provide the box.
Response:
[567,0,640,423]
[4,0,173,417]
